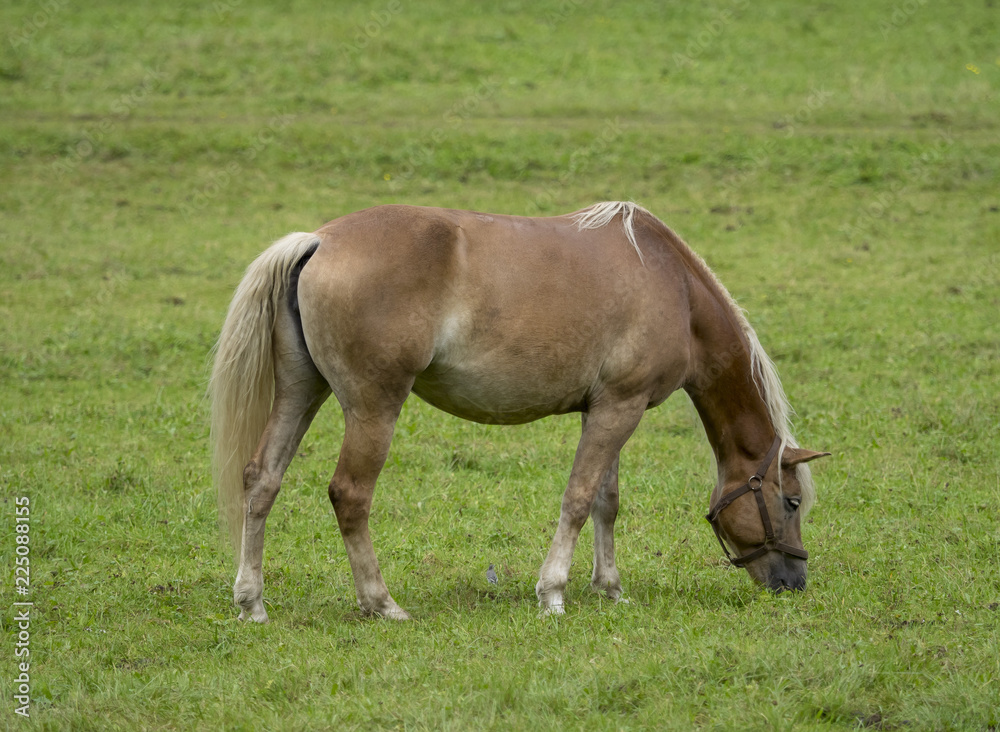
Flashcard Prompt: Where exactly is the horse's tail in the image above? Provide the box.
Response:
[209,232,322,558]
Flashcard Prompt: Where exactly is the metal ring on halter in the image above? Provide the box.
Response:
[748,475,763,491]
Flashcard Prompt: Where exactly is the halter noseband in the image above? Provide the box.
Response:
[705,436,808,567]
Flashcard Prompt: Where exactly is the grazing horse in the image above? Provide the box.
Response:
[210,201,829,622]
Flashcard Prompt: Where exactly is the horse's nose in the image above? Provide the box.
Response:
[789,575,806,592]
[769,565,806,593]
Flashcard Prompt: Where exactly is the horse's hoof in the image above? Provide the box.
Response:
[236,597,270,623]
[594,588,623,601]
[237,607,270,623]
[591,576,623,601]
[360,600,411,621]
[380,606,411,621]
[538,603,565,618]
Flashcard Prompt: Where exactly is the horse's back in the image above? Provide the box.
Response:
[297,205,693,422]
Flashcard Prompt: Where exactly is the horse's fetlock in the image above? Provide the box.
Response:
[535,574,566,599]
[233,580,262,609]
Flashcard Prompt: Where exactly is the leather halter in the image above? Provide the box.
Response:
[705,436,809,567]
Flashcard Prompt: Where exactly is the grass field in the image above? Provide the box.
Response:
[1,0,998,729]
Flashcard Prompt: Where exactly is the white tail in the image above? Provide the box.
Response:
[209,232,321,557]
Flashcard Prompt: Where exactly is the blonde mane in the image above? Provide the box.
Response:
[573,201,816,514]
[571,201,646,266]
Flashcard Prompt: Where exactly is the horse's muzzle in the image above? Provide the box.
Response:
[764,554,807,593]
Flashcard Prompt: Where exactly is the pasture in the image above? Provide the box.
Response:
[1,0,998,728]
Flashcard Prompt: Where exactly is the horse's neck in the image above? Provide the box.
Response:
[683,292,775,482]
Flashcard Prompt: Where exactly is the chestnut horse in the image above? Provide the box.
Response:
[210,201,829,622]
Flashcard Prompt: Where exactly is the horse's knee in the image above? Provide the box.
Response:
[559,481,601,526]
[591,492,619,523]
[591,473,619,518]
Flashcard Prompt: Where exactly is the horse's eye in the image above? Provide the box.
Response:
[785,496,801,511]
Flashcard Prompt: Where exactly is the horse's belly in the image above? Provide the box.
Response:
[411,359,591,425]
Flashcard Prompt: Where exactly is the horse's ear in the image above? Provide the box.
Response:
[781,448,831,468]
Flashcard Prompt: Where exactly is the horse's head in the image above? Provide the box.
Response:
[707,444,830,592]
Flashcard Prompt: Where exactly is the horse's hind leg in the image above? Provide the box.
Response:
[328,388,412,620]
[590,453,624,601]
[234,308,330,623]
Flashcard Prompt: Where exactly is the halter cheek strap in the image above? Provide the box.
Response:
[705,436,808,567]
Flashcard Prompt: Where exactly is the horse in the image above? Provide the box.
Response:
[210,201,830,622]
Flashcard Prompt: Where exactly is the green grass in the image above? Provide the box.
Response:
[1,0,998,728]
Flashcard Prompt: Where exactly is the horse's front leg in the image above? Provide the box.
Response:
[536,399,645,615]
